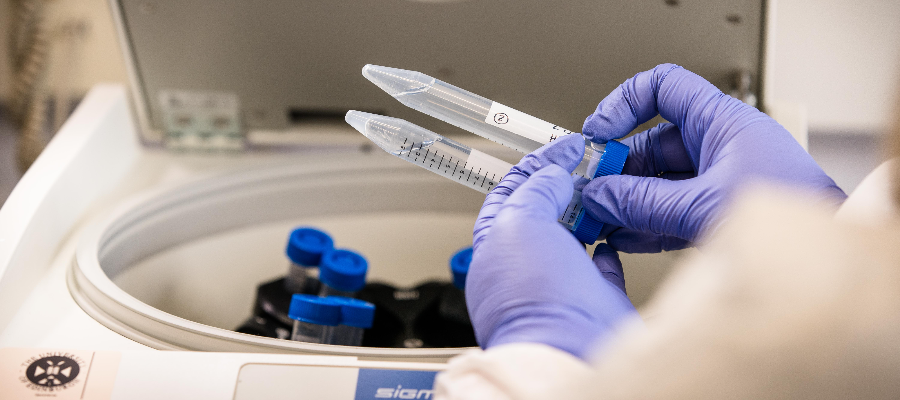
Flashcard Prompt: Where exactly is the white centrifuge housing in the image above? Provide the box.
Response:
[0,0,773,397]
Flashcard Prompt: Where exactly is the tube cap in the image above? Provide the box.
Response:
[593,140,629,178]
[286,227,334,267]
[330,296,376,329]
[288,294,341,326]
[572,140,630,244]
[319,249,369,292]
[449,247,473,290]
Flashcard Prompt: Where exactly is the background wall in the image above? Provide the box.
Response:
[0,0,12,102]
[767,0,900,136]
[0,0,129,111]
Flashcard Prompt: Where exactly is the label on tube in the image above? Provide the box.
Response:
[484,102,576,145]
[466,149,513,179]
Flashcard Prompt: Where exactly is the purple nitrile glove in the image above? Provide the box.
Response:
[582,64,847,253]
[468,134,638,359]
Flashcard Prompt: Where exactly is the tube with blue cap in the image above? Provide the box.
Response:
[362,64,628,181]
[449,247,472,292]
[285,227,334,294]
[288,294,342,344]
[328,297,376,346]
[318,249,369,298]
[441,247,472,325]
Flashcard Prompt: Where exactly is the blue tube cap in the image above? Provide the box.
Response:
[449,247,473,290]
[330,296,376,329]
[319,249,369,292]
[572,140,630,244]
[288,294,341,326]
[286,227,334,267]
[592,140,629,178]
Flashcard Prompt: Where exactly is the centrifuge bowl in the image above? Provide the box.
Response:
[69,150,682,362]
[69,154,486,362]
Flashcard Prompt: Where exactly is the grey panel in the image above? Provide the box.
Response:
[116,0,764,139]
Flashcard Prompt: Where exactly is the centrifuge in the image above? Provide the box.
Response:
[0,1,780,398]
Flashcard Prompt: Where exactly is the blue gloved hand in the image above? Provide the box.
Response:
[582,64,847,253]
[468,133,639,359]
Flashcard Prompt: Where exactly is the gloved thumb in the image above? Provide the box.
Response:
[582,173,714,242]
[513,132,586,177]
[592,244,626,294]
[498,164,575,222]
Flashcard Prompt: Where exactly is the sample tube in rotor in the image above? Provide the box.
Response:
[288,294,341,344]
[346,111,593,239]
[440,247,473,326]
[285,227,334,294]
[318,249,369,298]
[328,297,376,346]
[362,65,628,180]
[450,247,472,291]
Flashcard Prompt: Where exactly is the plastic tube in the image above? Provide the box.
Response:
[363,64,611,179]
[318,249,368,298]
[346,111,590,234]
[288,294,341,344]
[328,297,376,346]
[284,227,334,293]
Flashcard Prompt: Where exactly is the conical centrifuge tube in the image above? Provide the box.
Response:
[284,227,333,294]
[318,249,368,298]
[362,65,628,180]
[346,111,588,234]
[327,297,375,347]
[289,294,340,344]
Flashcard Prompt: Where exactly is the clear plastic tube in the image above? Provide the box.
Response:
[318,285,355,298]
[284,227,333,293]
[285,263,312,293]
[363,65,606,179]
[330,325,365,346]
[346,111,587,231]
[288,294,341,344]
[291,320,335,344]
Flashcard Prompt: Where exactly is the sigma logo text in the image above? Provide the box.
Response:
[375,385,433,399]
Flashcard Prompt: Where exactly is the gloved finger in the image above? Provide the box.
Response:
[597,221,619,240]
[484,133,585,205]
[605,228,692,254]
[619,123,695,178]
[475,135,585,249]
[473,172,529,249]
[583,64,748,170]
[511,132,585,177]
[582,174,715,241]
[592,244,626,294]
[497,164,575,222]
[659,171,695,181]
[582,64,682,143]
[592,123,693,250]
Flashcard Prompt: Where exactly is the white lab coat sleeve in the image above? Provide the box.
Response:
[834,159,897,225]
[433,343,593,400]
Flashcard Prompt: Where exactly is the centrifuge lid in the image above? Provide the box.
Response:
[110,0,767,144]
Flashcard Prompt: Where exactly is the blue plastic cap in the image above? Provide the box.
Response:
[288,294,341,326]
[572,213,605,244]
[449,247,473,290]
[593,140,629,178]
[319,249,369,292]
[330,296,376,329]
[286,227,334,267]
[572,141,630,244]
